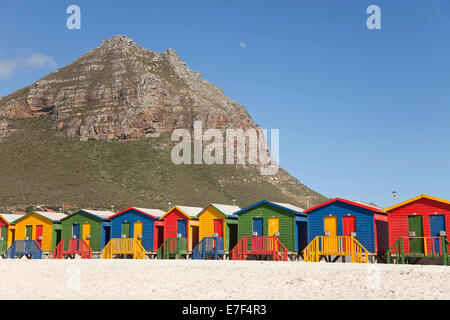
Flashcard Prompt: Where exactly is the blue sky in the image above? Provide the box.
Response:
[0,0,449,207]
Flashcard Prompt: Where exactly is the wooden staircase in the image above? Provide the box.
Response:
[52,239,93,259]
[303,236,369,263]
[230,236,288,261]
[193,237,225,260]
[6,240,43,259]
[102,238,145,259]
[157,238,188,259]
[386,236,450,265]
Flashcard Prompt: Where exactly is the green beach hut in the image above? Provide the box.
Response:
[60,209,113,252]
[234,200,307,253]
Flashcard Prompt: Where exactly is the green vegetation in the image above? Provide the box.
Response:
[0,118,325,212]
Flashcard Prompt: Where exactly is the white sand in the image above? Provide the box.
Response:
[0,259,449,300]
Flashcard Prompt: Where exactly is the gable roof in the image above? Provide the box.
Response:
[272,202,305,212]
[303,198,383,214]
[234,200,306,216]
[198,204,241,218]
[34,211,67,222]
[0,214,26,224]
[61,209,114,221]
[133,207,165,218]
[161,205,203,220]
[80,209,114,219]
[108,207,165,220]
[13,211,67,224]
[384,194,450,212]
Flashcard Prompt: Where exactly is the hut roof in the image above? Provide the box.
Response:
[161,205,203,219]
[79,209,114,220]
[108,207,165,220]
[133,207,165,218]
[0,214,27,224]
[384,194,450,213]
[303,198,383,214]
[32,211,67,222]
[272,202,304,213]
[235,200,306,216]
[198,204,241,218]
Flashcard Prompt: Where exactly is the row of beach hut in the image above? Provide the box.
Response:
[0,194,448,265]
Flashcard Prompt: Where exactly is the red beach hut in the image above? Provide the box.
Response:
[385,194,450,263]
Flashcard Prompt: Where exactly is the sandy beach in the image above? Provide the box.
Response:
[0,259,448,300]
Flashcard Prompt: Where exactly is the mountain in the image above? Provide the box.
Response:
[0,35,326,211]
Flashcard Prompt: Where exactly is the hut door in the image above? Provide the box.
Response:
[134,222,143,245]
[55,230,62,247]
[10,229,15,244]
[25,225,33,240]
[296,220,307,252]
[408,215,424,253]
[228,224,238,251]
[83,223,91,246]
[35,225,43,248]
[72,224,80,239]
[268,218,280,237]
[252,218,264,236]
[103,226,111,246]
[0,226,6,241]
[324,217,337,237]
[122,223,131,238]
[342,216,356,236]
[213,219,224,237]
[430,215,445,254]
[155,225,164,250]
[177,220,187,238]
[191,225,199,250]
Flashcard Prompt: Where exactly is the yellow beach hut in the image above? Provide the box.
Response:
[197,204,241,251]
[12,211,66,252]
[0,214,24,255]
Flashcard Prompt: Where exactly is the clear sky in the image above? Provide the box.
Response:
[1,0,449,208]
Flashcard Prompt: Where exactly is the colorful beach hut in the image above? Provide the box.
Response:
[385,194,450,264]
[0,214,24,256]
[108,207,165,252]
[197,204,240,251]
[231,201,307,261]
[160,205,203,253]
[12,211,66,252]
[302,198,388,263]
[60,209,113,252]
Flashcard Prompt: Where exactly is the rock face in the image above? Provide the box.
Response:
[0,35,255,141]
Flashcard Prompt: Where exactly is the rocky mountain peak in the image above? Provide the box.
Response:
[101,35,135,47]
[0,35,254,141]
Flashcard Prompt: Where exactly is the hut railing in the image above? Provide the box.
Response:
[102,238,145,259]
[231,236,247,261]
[193,237,225,260]
[386,237,450,265]
[445,238,450,266]
[6,240,43,259]
[302,236,368,263]
[157,238,188,259]
[52,239,93,259]
[230,236,288,261]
